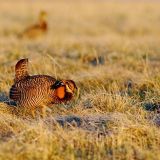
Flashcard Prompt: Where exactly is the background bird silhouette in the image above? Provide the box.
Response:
[19,11,48,39]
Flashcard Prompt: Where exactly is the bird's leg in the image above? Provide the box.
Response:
[41,105,46,118]
[31,109,36,118]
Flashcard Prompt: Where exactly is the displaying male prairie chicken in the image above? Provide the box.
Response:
[19,11,48,39]
[9,59,77,118]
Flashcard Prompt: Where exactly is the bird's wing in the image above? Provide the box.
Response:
[15,59,29,82]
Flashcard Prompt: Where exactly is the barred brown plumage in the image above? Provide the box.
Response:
[9,59,77,118]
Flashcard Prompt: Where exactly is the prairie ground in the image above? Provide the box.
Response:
[0,0,160,160]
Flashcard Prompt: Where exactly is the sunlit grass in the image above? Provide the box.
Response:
[0,0,160,160]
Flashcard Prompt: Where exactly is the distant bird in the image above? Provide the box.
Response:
[19,11,48,39]
[9,59,77,118]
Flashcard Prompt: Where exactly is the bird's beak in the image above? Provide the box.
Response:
[66,84,73,94]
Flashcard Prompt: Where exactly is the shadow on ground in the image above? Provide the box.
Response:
[45,114,117,136]
[0,92,16,106]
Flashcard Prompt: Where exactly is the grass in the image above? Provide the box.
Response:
[0,0,160,159]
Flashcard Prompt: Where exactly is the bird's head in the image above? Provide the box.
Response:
[38,11,48,30]
[39,11,47,21]
[51,79,77,101]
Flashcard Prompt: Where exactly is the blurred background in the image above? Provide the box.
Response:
[1,0,160,52]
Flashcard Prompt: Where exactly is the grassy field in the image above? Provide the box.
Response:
[0,0,160,159]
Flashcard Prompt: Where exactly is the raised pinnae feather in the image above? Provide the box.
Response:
[15,59,29,82]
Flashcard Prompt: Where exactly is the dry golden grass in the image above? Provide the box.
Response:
[0,0,160,159]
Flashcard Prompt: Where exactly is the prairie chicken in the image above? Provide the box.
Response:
[19,11,48,39]
[9,59,77,118]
